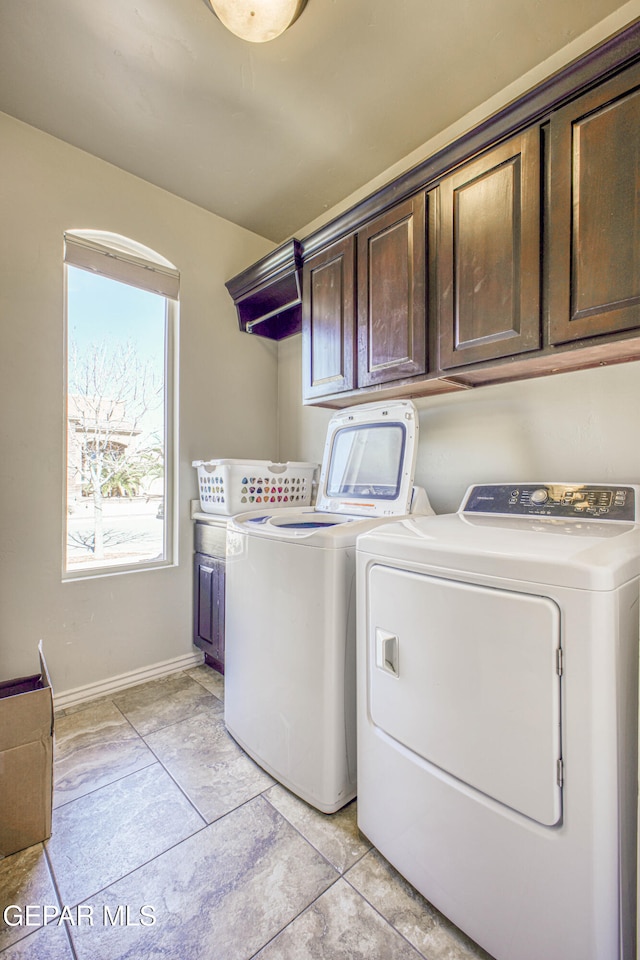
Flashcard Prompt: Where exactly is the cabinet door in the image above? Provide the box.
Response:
[436,129,541,369]
[302,235,356,400]
[193,552,225,667]
[548,62,640,345]
[357,195,426,387]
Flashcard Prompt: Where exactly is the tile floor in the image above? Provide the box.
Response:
[0,665,493,959]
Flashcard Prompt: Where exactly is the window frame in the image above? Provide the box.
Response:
[62,231,179,581]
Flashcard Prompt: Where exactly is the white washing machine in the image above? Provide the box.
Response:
[224,399,432,813]
[357,482,640,960]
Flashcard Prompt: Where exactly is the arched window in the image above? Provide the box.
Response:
[64,230,178,576]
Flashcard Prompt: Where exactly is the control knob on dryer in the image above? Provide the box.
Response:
[530,487,549,505]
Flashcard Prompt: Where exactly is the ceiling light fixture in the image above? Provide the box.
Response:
[208,0,308,43]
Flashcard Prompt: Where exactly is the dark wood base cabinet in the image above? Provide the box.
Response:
[193,551,225,674]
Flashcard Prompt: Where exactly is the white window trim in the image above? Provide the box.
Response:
[62,232,179,580]
[64,234,180,299]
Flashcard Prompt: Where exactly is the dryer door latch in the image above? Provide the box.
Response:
[376,629,399,678]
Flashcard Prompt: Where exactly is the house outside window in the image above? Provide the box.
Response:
[64,231,178,578]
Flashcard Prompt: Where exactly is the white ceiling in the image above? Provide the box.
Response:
[0,0,633,242]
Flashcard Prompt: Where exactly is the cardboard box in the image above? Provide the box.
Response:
[0,641,54,858]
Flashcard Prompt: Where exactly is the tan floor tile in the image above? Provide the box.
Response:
[346,847,495,960]
[265,785,371,873]
[54,699,154,807]
[145,704,273,822]
[112,672,216,735]
[0,845,57,952]
[47,764,205,905]
[185,663,224,700]
[254,878,423,959]
[0,922,75,958]
[69,796,338,960]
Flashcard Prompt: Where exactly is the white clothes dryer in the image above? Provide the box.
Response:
[224,400,432,813]
[356,482,640,960]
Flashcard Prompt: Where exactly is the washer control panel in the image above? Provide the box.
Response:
[462,483,637,521]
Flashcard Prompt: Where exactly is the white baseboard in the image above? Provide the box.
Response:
[54,650,205,711]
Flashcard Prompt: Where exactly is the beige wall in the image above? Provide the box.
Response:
[278,337,640,514]
[0,112,275,694]
[277,4,640,513]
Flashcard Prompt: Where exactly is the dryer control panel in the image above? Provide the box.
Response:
[461,483,637,521]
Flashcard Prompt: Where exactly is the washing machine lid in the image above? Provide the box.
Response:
[314,400,419,518]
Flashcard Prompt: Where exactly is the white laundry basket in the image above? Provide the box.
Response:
[192,459,317,515]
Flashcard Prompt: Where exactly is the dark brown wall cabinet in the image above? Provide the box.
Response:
[435,129,541,369]
[232,24,640,406]
[547,61,640,346]
[302,196,426,401]
[302,235,356,400]
[357,195,426,387]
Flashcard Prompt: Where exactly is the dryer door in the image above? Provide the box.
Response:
[367,564,562,826]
